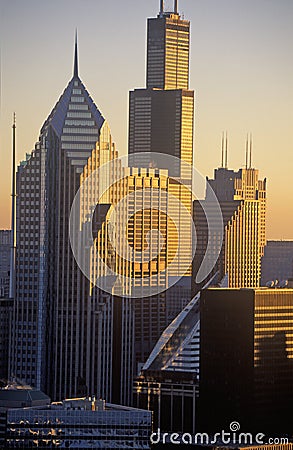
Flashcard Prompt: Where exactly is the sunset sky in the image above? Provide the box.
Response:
[0,0,292,238]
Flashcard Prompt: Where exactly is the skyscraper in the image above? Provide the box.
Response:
[129,0,193,179]
[147,0,190,90]
[128,0,194,371]
[10,38,133,403]
[193,147,266,292]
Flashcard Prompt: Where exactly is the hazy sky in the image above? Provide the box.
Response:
[0,0,292,239]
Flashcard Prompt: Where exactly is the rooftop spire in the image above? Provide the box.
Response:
[174,0,178,14]
[74,29,78,78]
[225,131,228,169]
[245,133,249,169]
[10,113,16,299]
[221,132,224,168]
[249,133,253,169]
[160,0,179,15]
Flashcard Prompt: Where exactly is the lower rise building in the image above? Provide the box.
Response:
[0,231,11,299]
[0,299,13,382]
[0,391,152,449]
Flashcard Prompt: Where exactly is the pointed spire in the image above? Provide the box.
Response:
[221,132,224,168]
[74,29,79,78]
[249,133,253,169]
[10,113,16,299]
[245,133,249,169]
[160,0,164,14]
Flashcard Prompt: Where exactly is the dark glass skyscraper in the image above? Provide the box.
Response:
[147,0,190,91]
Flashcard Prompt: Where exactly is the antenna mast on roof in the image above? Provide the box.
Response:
[73,29,79,78]
[225,131,228,169]
[9,113,16,299]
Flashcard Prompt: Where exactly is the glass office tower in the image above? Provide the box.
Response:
[147,2,190,90]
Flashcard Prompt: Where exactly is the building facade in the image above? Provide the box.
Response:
[1,395,151,449]
[0,231,11,299]
[200,288,293,434]
[134,370,198,434]
[0,299,13,382]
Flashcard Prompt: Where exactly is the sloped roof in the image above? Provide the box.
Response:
[40,36,105,139]
[40,76,105,139]
[143,276,218,374]
[0,388,50,404]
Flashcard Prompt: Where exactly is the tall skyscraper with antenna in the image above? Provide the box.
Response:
[129,0,193,178]
[147,0,189,91]
[128,0,194,370]
[193,136,267,292]
[9,114,16,300]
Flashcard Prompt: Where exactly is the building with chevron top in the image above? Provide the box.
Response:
[9,37,135,405]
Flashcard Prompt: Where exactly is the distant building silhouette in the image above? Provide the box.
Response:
[261,240,293,285]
